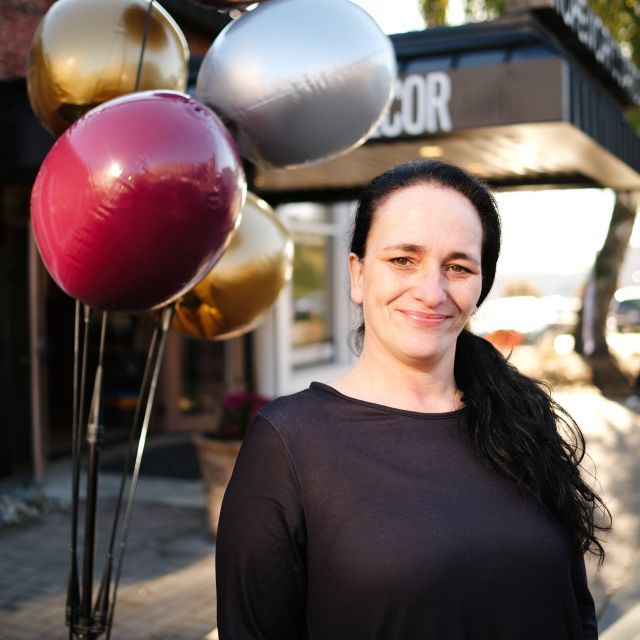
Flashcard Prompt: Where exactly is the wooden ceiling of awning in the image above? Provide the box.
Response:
[254,121,640,201]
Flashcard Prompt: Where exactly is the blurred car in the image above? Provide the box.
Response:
[610,286,640,333]
[473,295,579,353]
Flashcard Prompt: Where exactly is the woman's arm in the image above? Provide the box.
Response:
[215,414,307,640]
[572,553,598,640]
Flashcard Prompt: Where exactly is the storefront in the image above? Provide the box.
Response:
[2,0,640,477]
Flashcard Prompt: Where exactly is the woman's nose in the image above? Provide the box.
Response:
[411,269,448,306]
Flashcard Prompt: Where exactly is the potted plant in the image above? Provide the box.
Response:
[193,390,270,538]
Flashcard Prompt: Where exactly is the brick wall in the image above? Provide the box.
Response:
[0,0,54,81]
[0,0,215,82]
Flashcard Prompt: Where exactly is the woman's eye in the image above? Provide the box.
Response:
[446,264,469,273]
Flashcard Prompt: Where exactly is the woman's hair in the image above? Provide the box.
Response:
[350,158,610,562]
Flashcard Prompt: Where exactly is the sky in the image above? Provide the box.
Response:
[351,0,427,33]
[351,0,467,33]
[350,0,640,291]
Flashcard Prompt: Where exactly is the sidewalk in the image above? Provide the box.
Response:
[557,389,640,639]
[1,387,640,639]
[0,437,218,640]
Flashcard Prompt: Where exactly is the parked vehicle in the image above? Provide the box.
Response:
[610,286,640,333]
[473,295,579,348]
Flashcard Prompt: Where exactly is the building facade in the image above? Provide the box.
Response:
[1,0,639,480]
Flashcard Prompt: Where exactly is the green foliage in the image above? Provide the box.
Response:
[589,0,640,68]
[589,0,640,131]
[419,0,506,26]
[465,0,506,21]
[627,105,640,131]
[419,0,448,26]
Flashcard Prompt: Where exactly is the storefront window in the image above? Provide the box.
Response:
[291,231,335,368]
[278,203,339,370]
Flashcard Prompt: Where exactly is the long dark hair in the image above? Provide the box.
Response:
[350,159,610,562]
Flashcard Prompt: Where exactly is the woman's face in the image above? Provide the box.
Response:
[349,183,483,370]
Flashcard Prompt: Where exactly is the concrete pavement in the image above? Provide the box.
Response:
[557,389,640,639]
[1,387,640,639]
[0,442,217,640]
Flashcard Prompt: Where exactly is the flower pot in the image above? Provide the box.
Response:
[192,433,242,539]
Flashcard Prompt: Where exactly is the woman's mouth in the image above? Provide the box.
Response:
[398,310,450,325]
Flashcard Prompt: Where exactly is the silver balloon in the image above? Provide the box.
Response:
[196,0,397,169]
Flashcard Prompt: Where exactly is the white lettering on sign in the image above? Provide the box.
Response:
[554,0,640,104]
[372,72,453,139]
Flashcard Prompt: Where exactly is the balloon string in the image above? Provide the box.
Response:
[134,0,155,92]
[66,300,82,637]
[67,305,91,637]
[80,311,108,638]
[105,306,174,640]
[91,316,161,635]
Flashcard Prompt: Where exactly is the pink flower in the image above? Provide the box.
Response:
[216,391,270,439]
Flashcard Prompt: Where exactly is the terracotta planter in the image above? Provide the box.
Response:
[192,433,242,539]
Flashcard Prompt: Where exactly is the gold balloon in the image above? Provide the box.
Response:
[173,193,294,341]
[27,0,189,137]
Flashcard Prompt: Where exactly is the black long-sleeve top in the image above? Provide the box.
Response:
[216,382,598,639]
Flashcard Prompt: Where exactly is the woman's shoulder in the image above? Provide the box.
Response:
[258,382,336,429]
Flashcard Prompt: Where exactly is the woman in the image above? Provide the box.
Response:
[215,159,610,639]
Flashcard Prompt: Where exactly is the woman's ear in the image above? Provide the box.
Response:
[348,253,364,305]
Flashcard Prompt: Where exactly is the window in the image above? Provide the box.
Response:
[279,203,340,370]
[255,201,355,396]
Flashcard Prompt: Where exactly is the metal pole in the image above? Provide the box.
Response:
[105,307,173,640]
[28,226,45,485]
[79,312,107,639]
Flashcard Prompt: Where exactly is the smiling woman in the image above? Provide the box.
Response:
[215,159,610,640]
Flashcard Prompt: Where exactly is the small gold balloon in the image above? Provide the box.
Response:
[173,193,294,340]
[27,0,189,137]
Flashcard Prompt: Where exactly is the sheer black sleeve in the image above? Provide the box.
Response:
[572,554,598,639]
[215,414,307,640]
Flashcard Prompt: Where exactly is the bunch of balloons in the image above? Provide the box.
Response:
[28,0,396,328]
[25,3,396,637]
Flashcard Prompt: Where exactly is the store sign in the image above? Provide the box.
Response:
[371,57,563,141]
[554,0,640,104]
[371,72,453,139]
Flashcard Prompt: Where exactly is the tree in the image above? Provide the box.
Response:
[573,193,638,394]
[590,0,640,68]
[570,1,640,394]
[419,0,448,25]
[419,0,505,26]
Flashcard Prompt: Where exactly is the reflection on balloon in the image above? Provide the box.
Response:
[27,0,189,137]
[196,0,396,168]
[30,91,246,313]
[173,193,294,340]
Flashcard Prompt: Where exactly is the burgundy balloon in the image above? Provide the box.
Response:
[30,91,246,312]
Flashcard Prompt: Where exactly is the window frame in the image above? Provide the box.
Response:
[255,201,356,397]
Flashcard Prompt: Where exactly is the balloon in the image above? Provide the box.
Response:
[173,192,294,340]
[30,91,246,313]
[195,0,396,168]
[27,0,189,137]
